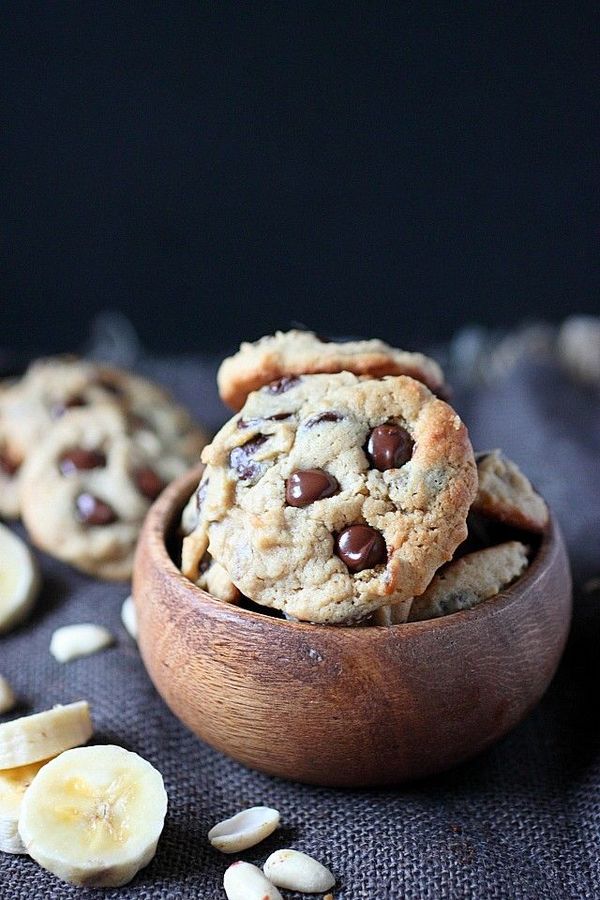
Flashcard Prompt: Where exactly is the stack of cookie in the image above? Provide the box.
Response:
[181,330,548,625]
[0,357,207,579]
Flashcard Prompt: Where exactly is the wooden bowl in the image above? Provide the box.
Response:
[133,466,572,787]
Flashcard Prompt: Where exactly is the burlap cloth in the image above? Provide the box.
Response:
[1,320,599,899]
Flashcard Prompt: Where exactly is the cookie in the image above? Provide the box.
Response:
[0,356,207,519]
[408,541,529,621]
[183,372,477,624]
[472,450,549,533]
[180,484,240,603]
[217,330,448,410]
[20,406,192,580]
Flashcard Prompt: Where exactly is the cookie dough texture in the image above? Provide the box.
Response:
[180,478,240,603]
[20,407,192,580]
[217,329,447,410]
[473,450,549,533]
[0,356,207,519]
[184,372,477,623]
[408,540,529,621]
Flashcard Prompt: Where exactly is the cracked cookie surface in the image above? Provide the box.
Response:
[183,372,477,623]
[217,329,448,410]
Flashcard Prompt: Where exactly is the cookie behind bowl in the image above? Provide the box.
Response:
[217,329,448,410]
[20,406,194,580]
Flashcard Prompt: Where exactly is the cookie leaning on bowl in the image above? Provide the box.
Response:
[217,329,449,410]
[183,372,477,624]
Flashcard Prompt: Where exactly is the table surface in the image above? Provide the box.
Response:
[1,331,599,899]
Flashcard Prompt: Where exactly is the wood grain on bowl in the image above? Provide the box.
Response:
[133,466,572,787]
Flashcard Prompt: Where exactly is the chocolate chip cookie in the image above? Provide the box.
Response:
[472,450,549,533]
[0,356,207,519]
[217,330,448,410]
[20,406,192,580]
[184,372,477,623]
[408,541,529,621]
[180,483,240,603]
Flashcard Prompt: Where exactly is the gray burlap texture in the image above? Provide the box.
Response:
[1,332,599,899]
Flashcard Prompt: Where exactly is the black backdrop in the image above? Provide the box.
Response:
[2,3,598,358]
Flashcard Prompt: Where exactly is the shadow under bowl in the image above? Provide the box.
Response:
[133,466,572,787]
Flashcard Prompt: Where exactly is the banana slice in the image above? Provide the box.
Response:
[0,523,41,634]
[0,701,93,770]
[0,759,50,853]
[18,745,168,887]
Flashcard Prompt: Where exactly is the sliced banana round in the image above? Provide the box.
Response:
[18,745,168,887]
[0,758,51,853]
[0,523,41,635]
[0,675,17,715]
[50,624,114,663]
[0,701,93,770]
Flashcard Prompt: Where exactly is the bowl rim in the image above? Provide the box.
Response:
[140,464,558,637]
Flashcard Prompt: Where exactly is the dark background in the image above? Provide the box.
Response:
[2,3,598,359]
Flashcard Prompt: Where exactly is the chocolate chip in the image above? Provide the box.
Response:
[129,414,151,431]
[366,424,413,471]
[50,396,87,419]
[285,469,339,507]
[304,411,343,427]
[196,479,208,512]
[266,376,301,395]
[134,467,165,500]
[237,413,291,429]
[75,492,117,525]
[96,375,123,396]
[335,525,386,572]
[230,434,268,481]
[0,452,20,476]
[59,448,107,476]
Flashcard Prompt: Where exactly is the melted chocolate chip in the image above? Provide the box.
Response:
[134,467,165,500]
[75,492,117,526]
[59,448,107,476]
[366,424,413,471]
[304,411,343,427]
[335,525,386,572]
[230,434,268,481]
[0,452,20,476]
[237,413,291,429]
[285,469,339,507]
[50,396,87,419]
[266,376,301,395]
